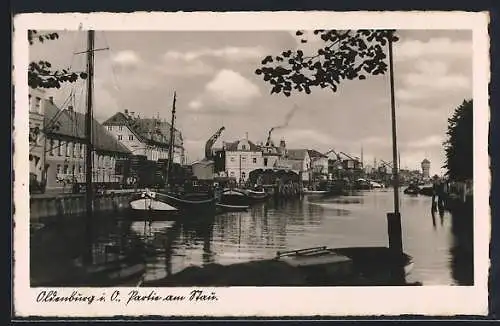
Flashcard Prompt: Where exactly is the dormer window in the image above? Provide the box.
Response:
[241,145,247,150]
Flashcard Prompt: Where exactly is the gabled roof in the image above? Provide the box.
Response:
[286,149,309,161]
[44,101,130,154]
[275,159,303,171]
[224,139,259,151]
[103,112,183,148]
[307,149,328,159]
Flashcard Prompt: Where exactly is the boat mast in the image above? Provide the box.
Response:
[84,30,95,264]
[165,91,176,187]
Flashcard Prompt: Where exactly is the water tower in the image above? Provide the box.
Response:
[421,158,430,180]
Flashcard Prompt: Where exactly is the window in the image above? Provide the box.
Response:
[241,172,246,180]
[56,164,62,174]
[264,158,268,166]
[241,156,246,162]
[66,142,72,157]
[230,171,235,177]
[253,157,257,164]
[80,144,85,158]
[230,156,235,162]
[118,135,123,141]
[74,143,79,157]
[58,141,63,156]
[28,95,32,110]
[107,126,113,131]
[63,164,69,174]
[242,145,247,150]
[49,139,54,156]
[129,135,134,141]
[34,97,41,113]
[119,126,123,131]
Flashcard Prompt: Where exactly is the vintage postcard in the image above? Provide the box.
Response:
[13,11,490,317]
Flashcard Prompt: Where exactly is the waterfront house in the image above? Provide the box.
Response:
[102,110,184,164]
[191,159,215,181]
[284,149,311,185]
[223,138,263,184]
[43,100,131,191]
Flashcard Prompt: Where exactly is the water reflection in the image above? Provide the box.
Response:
[31,189,474,286]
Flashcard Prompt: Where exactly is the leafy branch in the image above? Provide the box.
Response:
[255,29,399,96]
[28,30,88,89]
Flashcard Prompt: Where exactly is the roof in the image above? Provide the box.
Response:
[224,139,260,151]
[286,149,309,161]
[422,158,430,163]
[43,101,131,154]
[102,112,183,148]
[191,159,214,167]
[307,149,328,159]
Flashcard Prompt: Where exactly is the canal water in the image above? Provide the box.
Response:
[30,188,474,286]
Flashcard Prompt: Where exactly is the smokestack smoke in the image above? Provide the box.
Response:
[267,104,300,144]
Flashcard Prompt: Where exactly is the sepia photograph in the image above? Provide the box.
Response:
[13,11,490,317]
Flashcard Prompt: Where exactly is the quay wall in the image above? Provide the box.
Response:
[29,189,144,223]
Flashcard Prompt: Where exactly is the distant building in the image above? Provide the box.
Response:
[102,110,184,164]
[284,149,311,184]
[421,158,431,180]
[307,149,329,177]
[43,100,131,191]
[223,138,263,184]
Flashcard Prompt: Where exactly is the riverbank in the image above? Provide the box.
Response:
[29,189,146,223]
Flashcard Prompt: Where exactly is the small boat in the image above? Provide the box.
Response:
[404,184,421,195]
[275,246,414,285]
[155,191,216,211]
[244,188,269,201]
[129,191,180,220]
[217,188,250,211]
[303,189,329,195]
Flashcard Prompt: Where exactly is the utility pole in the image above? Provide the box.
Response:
[387,30,403,254]
[84,30,95,265]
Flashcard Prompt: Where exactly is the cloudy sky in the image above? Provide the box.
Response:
[29,29,472,175]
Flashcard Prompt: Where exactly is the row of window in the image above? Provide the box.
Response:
[229,156,259,164]
[49,139,85,158]
[56,164,115,177]
[117,135,134,141]
[107,125,124,132]
[228,171,246,180]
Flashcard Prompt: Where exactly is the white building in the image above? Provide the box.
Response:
[284,149,312,183]
[102,110,184,164]
[223,138,263,184]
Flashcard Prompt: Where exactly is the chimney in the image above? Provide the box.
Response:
[124,109,129,115]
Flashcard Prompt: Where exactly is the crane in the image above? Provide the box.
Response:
[204,126,225,160]
[380,159,393,168]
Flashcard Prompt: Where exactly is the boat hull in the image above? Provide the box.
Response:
[216,203,249,212]
[245,189,269,201]
[219,189,250,209]
[155,191,216,212]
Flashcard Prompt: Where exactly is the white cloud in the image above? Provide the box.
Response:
[111,50,141,66]
[188,99,203,110]
[157,56,214,76]
[394,37,472,60]
[205,69,260,105]
[164,46,265,62]
[404,72,470,90]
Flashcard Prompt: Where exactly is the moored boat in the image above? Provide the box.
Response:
[155,191,216,212]
[217,188,250,211]
[128,190,180,220]
[244,188,269,201]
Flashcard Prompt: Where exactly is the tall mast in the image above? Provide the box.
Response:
[166,91,176,187]
[84,30,95,264]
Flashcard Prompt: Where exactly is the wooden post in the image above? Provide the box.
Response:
[387,30,403,254]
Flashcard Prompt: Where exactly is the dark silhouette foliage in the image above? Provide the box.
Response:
[443,100,473,181]
[255,29,399,96]
[28,30,87,89]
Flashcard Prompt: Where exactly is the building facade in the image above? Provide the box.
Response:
[102,110,184,164]
[43,101,131,191]
[223,138,263,184]
[29,89,47,188]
